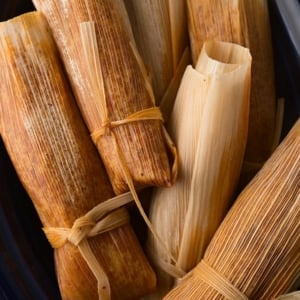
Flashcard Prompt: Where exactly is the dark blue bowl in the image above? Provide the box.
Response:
[269,0,300,138]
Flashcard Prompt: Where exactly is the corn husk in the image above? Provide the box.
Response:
[146,41,251,298]
[0,12,156,300]
[124,0,190,104]
[113,0,136,44]
[187,0,277,183]
[32,0,177,195]
[159,47,191,121]
[164,118,300,299]
[276,292,300,300]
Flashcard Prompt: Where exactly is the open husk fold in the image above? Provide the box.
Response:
[124,0,189,104]
[32,0,177,196]
[146,41,251,298]
[0,12,156,300]
[164,118,300,299]
[187,0,277,183]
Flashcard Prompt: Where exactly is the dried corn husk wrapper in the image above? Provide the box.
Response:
[164,118,300,299]
[146,41,251,298]
[113,0,136,44]
[0,12,156,300]
[32,0,177,196]
[276,292,300,300]
[124,0,190,107]
[187,0,277,183]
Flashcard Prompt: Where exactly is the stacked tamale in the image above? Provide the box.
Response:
[187,0,278,185]
[0,9,174,299]
[146,40,252,298]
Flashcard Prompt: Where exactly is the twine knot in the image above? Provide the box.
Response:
[43,207,129,249]
[42,193,134,300]
[90,106,165,146]
[101,118,112,136]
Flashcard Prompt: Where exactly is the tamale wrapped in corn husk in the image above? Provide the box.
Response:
[0,12,156,300]
[124,0,190,105]
[146,41,251,298]
[32,0,177,196]
[187,0,277,183]
[164,118,300,299]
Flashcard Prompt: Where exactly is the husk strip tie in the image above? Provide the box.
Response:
[194,260,248,300]
[43,192,133,300]
[91,106,164,142]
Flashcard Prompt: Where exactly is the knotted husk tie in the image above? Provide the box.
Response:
[91,106,164,142]
[43,192,133,300]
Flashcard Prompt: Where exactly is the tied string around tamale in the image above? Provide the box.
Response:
[91,106,164,141]
[43,192,134,300]
[191,260,249,300]
[79,20,181,282]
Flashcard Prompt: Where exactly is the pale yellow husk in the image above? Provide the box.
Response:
[164,118,300,299]
[187,0,277,183]
[124,0,189,104]
[146,40,251,298]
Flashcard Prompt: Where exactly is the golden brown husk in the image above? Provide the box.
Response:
[187,0,277,183]
[276,292,300,300]
[164,118,300,299]
[146,41,251,298]
[124,0,189,103]
[0,12,155,300]
[32,0,176,195]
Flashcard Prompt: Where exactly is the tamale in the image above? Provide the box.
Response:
[32,0,177,196]
[147,41,251,297]
[124,0,189,103]
[164,118,300,299]
[187,0,277,183]
[0,12,156,300]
